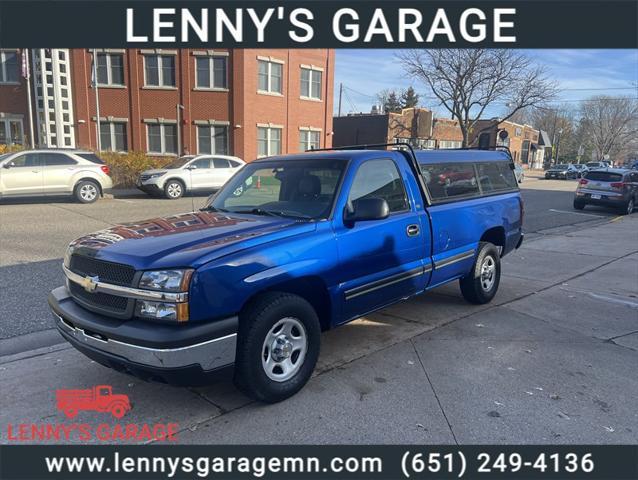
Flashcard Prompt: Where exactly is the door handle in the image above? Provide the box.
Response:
[32,170,40,173]
[406,224,420,237]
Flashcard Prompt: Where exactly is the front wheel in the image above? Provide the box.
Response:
[234,292,321,403]
[459,242,501,304]
[164,180,184,199]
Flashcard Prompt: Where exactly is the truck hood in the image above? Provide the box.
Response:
[68,211,316,270]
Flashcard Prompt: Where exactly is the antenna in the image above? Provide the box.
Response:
[189,160,195,213]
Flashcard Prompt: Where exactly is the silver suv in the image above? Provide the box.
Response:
[0,149,113,203]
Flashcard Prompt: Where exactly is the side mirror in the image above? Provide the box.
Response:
[185,165,198,170]
[345,198,390,224]
[3,162,14,169]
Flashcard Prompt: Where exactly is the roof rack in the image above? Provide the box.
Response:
[307,142,431,204]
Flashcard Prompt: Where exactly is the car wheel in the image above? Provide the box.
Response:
[74,180,100,204]
[110,403,127,419]
[459,242,501,305]
[234,292,321,403]
[164,180,184,199]
[573,199,586,210]
[620,198,635,215]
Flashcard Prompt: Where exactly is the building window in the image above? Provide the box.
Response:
[0,50,19,84]
[144,55,175,87]
[195,56,227,89]
[147,123,177,154]
[257,60,282,94]
[257,126,282,157]
[96,53,125,86]
[99,122,127,151]
[300,67,322,100]
[438,140,462,149]
[0,118,24,145]
[197,125,229,155]
[299,129,320,151]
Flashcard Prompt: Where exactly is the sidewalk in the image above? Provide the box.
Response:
[1,216,637,444]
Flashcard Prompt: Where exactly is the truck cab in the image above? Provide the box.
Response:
[49,146,523,403]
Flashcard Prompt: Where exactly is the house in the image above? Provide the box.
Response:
[470,118,540,165]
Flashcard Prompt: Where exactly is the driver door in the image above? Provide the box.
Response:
[1,152,43,195]
[186,157,214,189]
[334,158,428,322]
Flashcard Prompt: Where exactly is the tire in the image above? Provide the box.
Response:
[64,406,78,419]
[620,197,635,215]
[459,242,501,305]
[74,180,100,204]
[110,403,127,419]
[164,179,185,199]
[234,292,321,403]
[573,199,585,210]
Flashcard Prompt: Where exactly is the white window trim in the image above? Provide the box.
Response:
[438,140,463,149]
[100,121,127,152]
[257,59,283,96]
[193,56,228,91]
[96,53,125,87]
[146,123,177,155]
[257,126,283,158]
[0,117,24,145]
[143,54,176,88]
[0,50,20,85]
[299,128,321,151]
[300,66,322,101]
[196,124,229,155]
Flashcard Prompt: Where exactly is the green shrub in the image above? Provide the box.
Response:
[99,151,174,188]
[0,144,25,155]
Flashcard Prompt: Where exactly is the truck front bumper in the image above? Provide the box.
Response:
[48,286,238,385]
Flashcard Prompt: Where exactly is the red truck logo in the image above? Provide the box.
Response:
[56,385,131,419]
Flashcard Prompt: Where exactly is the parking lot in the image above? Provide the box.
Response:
[1,177,636,444]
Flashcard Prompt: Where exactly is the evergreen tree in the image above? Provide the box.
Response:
[384,91,402,113]
[401,86,420,109]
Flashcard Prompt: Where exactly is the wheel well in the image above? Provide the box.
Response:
[165,177,186,190]
[74,177,102,195]
[241,276,332,331]
[480,227,506,251]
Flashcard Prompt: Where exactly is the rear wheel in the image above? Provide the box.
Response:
[573,199,585,210]
[234,292,320,403]
[110,403,127,419]
[164,180,184,199]
[63,406,78,419]
[620,197,635,215]
[74,180,100,204]
[460,242,501,304]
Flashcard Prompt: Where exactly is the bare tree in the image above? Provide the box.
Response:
[580,96,638,162]
[397,49,558,147]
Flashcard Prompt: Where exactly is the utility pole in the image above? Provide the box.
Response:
[176,104,184,155]
[92,49,101,151]
[23,49,35,148]
[338,83,343,117]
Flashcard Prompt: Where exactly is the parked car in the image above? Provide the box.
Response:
[0,149,112,203]
[629,160,638,170]
[137,154,245,199]
[572,164,589,178]
[586,161,609,170]
[574,169,638,215]
[545,164,578,180]
[49,147,524,403]
[513,163,524,183]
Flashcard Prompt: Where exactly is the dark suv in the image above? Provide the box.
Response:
[574,169,638,215]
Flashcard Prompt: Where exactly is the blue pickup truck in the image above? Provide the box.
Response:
[49,146,523,402]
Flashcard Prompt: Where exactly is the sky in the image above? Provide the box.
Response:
[333,49,638,118]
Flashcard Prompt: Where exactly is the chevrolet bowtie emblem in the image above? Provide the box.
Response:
[80,275,99,293]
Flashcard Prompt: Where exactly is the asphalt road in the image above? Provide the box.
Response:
[0,178,620,345]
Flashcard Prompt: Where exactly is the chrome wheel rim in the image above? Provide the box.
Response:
[261,317,308,382]
[480,255,496,291]
[80,184,97,201]
[628,199,634,214]
[167,183,182,198]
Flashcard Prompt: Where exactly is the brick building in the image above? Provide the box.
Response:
[0,48,334,161]
[470,119,540,165]
[333,107,463,150]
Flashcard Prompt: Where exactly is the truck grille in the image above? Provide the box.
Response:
[69,281,129,313]
[69,254,135,286]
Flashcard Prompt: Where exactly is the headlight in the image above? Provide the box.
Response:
[135,300,189,322]
[139,269,193,292]
[143,172,167,179]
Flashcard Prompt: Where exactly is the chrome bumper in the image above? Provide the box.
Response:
[54,312,237,371]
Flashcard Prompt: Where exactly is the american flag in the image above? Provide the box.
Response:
[21,49,30,79]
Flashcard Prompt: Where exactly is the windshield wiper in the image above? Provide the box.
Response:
[200,206,229,213]
[230,208,312,220]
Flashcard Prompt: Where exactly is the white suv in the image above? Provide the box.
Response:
[137,154,245,199]
[0,149,113,203]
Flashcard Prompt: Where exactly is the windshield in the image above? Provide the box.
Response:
[586,162,600,167]
[165,156,195,169]
[553,164,569,169]
[205,158,347,220]
[0,153,12,163]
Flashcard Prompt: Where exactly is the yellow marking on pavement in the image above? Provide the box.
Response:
[610,216,623,223]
